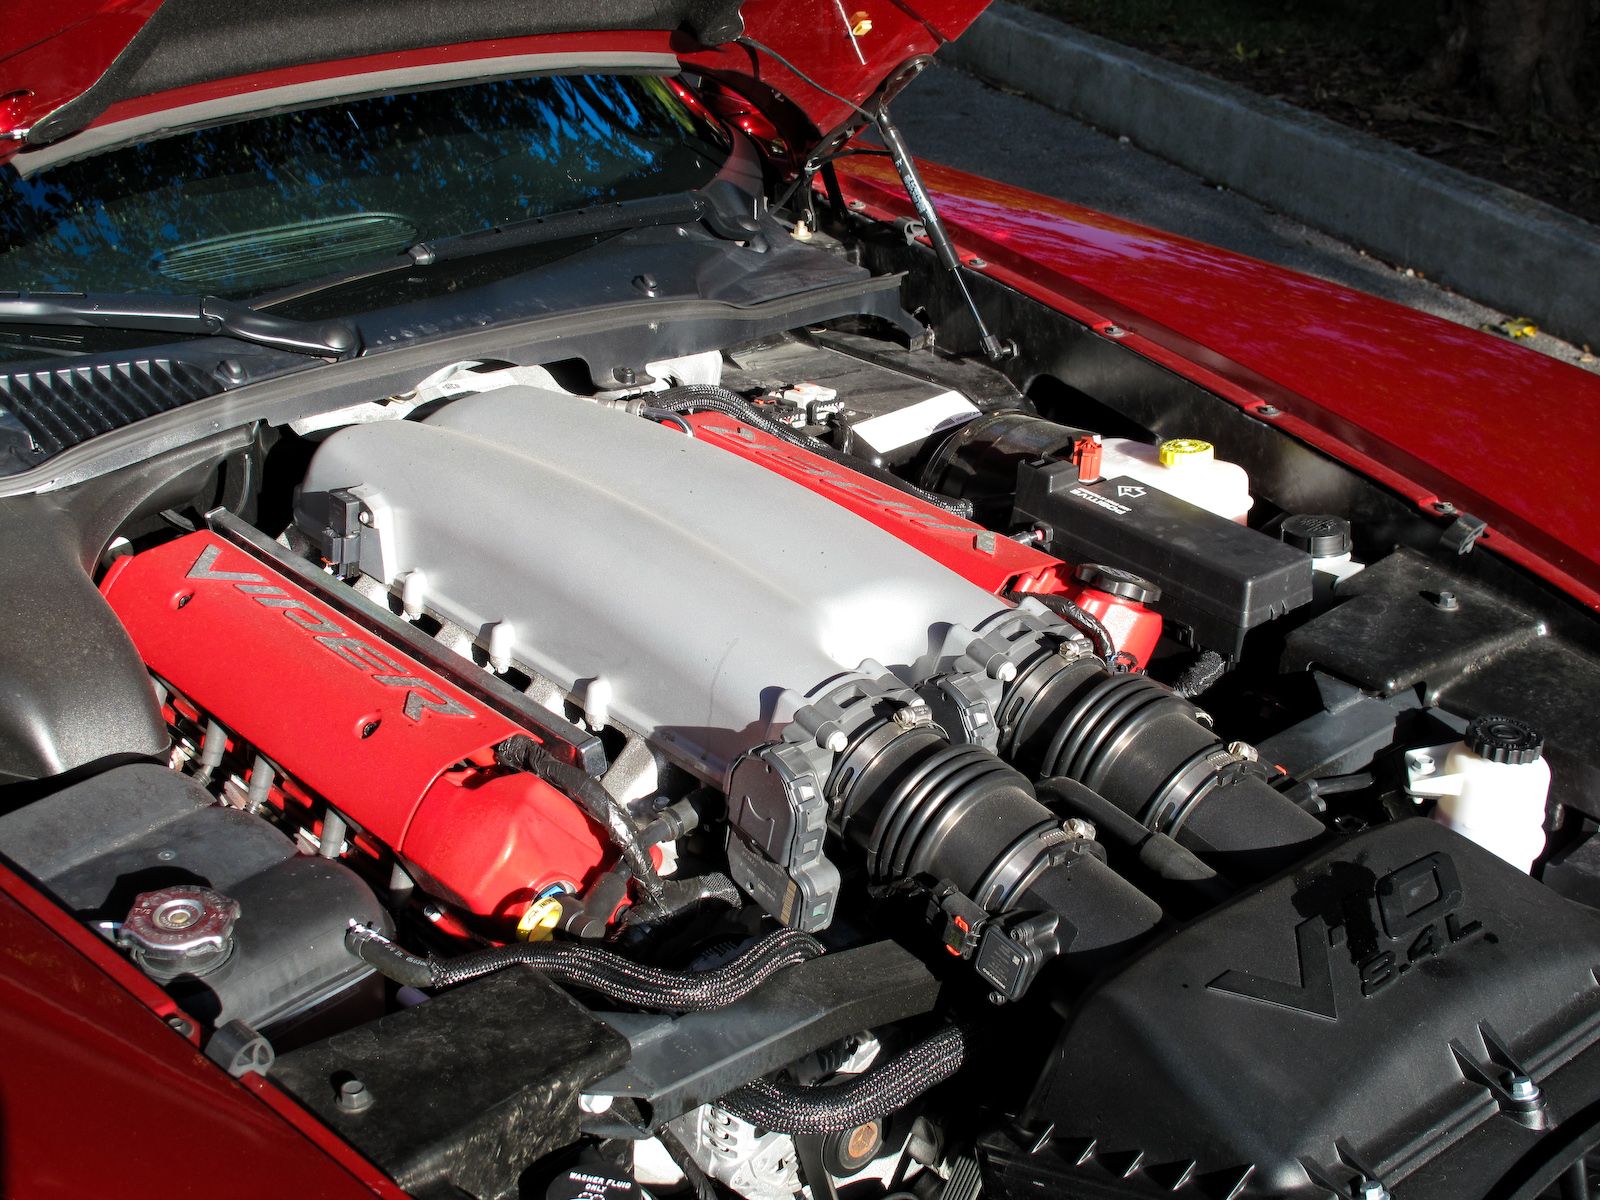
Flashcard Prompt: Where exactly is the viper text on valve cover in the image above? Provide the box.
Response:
[1,2,1599,1198]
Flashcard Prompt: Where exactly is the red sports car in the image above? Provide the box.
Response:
[2,3,1599,1198]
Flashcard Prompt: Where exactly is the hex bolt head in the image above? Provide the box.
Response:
[1356,1181,1390,1200]
[1434,590,1460,611]
[1506,1073,1540,1102]
[336,1077,374,1113]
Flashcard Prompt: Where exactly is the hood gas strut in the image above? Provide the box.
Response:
[738,38,1012,362]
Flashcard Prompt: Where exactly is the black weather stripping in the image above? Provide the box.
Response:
[0,292,361,360]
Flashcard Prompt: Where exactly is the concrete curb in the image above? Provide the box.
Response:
[942,3,1600,351]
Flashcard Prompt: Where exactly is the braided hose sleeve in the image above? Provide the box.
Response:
[717,1025,968,1134]
[494,735,666,907]
[1012,588,1117,664]
[346,924,823,1013]
[649,385,977,519]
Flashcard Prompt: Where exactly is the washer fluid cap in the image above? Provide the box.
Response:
[1466,714,1544,764]
[1280,513,1353,558]
[1157,438,1214,468]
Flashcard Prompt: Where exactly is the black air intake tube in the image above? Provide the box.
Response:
[1000,654,1324,878]
[827,722,1162,993]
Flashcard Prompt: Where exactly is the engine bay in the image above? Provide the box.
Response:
[5,221,1600,1200]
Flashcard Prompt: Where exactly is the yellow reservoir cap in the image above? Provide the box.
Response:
[1158,438,1215,468]
[516,896,564,942]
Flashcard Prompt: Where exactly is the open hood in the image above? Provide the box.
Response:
[0,0,990,161]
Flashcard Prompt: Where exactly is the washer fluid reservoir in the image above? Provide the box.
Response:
[1098,438,1253,523]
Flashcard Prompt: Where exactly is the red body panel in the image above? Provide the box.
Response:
[684,413,1162,666]
[0,1,990,149]
[0,859,386,1199]
[100,532,610,919]
[834,156,1600,609]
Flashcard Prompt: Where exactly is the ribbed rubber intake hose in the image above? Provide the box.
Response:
[646,384,976,518]
[1000,655,1324,878]
[831,725,1162,975]
[718,1026,968,1134]
[346,924,822,1012]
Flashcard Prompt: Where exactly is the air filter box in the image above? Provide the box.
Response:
[1015,462,1312,659]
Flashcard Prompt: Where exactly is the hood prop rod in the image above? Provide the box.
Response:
[738,36,1011,362]
[870,102,1009,362]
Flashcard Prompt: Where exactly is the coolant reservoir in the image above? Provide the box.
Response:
[1098,438,1253,523]
[1405,715,1550,873]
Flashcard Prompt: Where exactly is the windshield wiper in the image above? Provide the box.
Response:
[0,292,362,360]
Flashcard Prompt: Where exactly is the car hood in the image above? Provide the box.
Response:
[0,0,989,160]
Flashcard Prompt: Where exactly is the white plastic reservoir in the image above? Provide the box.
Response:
[1098,438,1253,523]
[1405,715,1551,873]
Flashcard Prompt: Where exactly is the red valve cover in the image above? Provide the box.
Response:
[100,532,610,921]
[683,414,1162,668]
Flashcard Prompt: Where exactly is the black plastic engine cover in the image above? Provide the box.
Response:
[984,819,1600,1198]
[273,967,628,1200]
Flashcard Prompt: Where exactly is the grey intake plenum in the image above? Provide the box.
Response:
[300,386,1018,784]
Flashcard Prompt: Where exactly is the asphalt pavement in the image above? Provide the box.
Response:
[892,61,1597,374]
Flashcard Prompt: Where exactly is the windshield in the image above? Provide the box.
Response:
[0,73,731,302]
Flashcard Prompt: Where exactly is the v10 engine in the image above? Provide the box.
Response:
[285,385,1320,996]
[29,343,1600,1200]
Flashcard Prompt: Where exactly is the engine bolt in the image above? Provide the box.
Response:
[336,1077,374,1113]
[1434,590,1460,611]
[1226,740,1259,762]
[1356,1181,1389,1200]
[1061,817,1096,841]
[1506,1073,1541,1103]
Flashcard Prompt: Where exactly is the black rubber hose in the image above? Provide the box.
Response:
[495,735,741,922]
[718,1026,968,1134]
[641,873,744,923]
[648,384,976,518]
[1014,664,1324,879]
[346,924,823,1011]
[496,734,663,901]
[1007,588,1116,664]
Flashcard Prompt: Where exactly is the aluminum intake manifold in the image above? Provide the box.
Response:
[297,386,1042,785]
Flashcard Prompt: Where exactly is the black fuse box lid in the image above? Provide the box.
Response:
[1015,463,1313,659]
